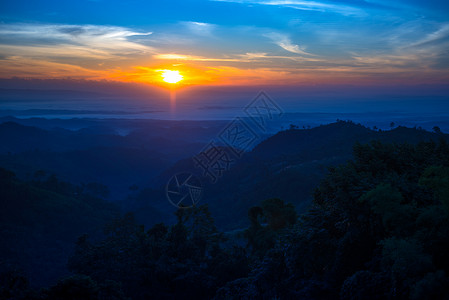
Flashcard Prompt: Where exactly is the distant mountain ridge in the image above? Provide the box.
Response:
[252,121,443,161]
[153,121,448,229]
[1,118,447,230]
[0,121,208,199]
[0,88,111,99]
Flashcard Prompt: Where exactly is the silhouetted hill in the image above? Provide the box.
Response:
[0,121,213,198]
[252,121,372,159]
[0,122,48,151]
[152,121,448,230]
[2,119,449,298]
[19,138,447,300]
[0,168,119,287]
[0,122,76,153]
[0,121,44,135]
[2,119,447,230]
[252,121,442,161]
[0,88,110,100]
[0,147,172,200]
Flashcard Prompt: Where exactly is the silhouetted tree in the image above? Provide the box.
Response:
[433,126,442,134]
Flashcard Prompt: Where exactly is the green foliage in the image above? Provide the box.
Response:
[44,275,127,300]
[340,271,391,300]
[360,183,415,235]
[248,206,263,228]
[410,270,449,300]
[0,170,119,287]
[0,167,15,183]
[44,275,103,300]
[0,268,34,300]
[85,182,110,199]
[381,238,433,280]
[420,165,449,212]
[68,205,247,300]
[261,198,297,230]
[245,198,297,257]
[433,126,442,134]
[244,224,276,258]
[5,137,449,299]
[231,139,449,299]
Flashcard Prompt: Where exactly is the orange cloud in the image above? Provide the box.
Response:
[109,63,217,87]
[0,56,109,79]
[108,62,308,87]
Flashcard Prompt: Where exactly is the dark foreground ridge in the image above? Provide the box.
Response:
[158,121,447,230]
[1,121,449,299]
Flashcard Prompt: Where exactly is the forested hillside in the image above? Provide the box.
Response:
[0,169,119,287]
[156,121,447,230]
[3,138,449,299]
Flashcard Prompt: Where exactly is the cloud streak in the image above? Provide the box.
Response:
[0,24,153,62]
[181,21,216,37]
[0,23,154,78]
[153,53,241,62]
[212,0,365,16]
[0,5,448,86]
[265,32,314,55]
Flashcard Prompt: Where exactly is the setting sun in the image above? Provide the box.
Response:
[161,70,183,84]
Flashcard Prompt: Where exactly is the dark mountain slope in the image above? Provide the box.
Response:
[0,121,206,198]
[0,147,172,200]
[251,121,441,162]
[252,121,373,160]
[0,168,119,287]
[152,121,447,230]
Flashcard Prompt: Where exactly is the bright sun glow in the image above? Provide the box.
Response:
[161,70,183,84]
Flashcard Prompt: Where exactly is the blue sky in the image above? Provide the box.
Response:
[0,0,448,85]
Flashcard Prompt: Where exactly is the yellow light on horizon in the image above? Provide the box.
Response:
[161,70,183,84]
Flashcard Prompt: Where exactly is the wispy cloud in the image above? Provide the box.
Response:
[0,12,447,85]
[239,52,321,62]
[212,0,365,16]
[0,23,154,78]
[240,52,268,59]
[409,23,449,48]
[265,32,314,55]
[154,51,322,65]
[181,21,216,36]
[0,55,108,79]
[0,23,154,60]
[153,53,242,62]
[348,21,449,71]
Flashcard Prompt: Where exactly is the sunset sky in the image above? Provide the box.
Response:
[1,0,449,87]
